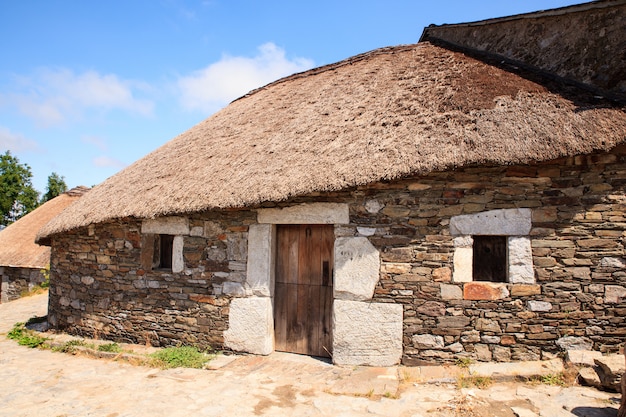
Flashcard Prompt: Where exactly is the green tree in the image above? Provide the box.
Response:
[0,151,40,225]
[41,172,68,203]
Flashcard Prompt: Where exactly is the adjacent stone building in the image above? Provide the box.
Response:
[0,187,88,302]
[38,2,625,366]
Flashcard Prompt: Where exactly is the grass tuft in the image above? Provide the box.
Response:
[7,322,48,348]
[148,346,213,369]
[528,373,566,386]
[455,357,473,369]
[52,339,90,353]
[457,375,493,389]
[98,342,122,353]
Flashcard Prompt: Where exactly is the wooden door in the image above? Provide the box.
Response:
[274,224,333,357]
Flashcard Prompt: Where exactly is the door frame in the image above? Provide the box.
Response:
[273,224,334,357]
[225,202,400,366]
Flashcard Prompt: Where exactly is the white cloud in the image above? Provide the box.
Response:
[81,135,108,151]
[4,69,154,126]
[0,126,39,152]
[93,155,126,169]
[178,42,314,113]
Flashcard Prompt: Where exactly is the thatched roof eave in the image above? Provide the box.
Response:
[36,42,626,242]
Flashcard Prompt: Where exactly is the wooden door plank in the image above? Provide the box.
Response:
[285,226,299,285]
[275,226,287,285]
[274,282,288,352]
[320,285,333,356]
[307,284,322,356]
[294,282,309,354]
[320,225,334,288]
[310,225,324,287]
[285,282,302,353]
[321,225,334,357]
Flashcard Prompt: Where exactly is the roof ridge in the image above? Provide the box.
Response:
[233,43,420,103]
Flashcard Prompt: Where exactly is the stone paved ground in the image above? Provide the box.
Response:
[0,292,621,417]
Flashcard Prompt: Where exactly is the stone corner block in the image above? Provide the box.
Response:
[245,224,274,296]
[257,203,349,224]
[223,297,273,355]
[141,216,190,235]
[332,300,403,366]
[463,282,509,301]
[508,236,535,284]
[452,247,472,283]
[172,235,185,273]
[334,237,380,301]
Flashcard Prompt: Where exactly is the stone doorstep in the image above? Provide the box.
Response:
[329,366,400,397]
[23,326,613,396]
[42,329,568,384]
[468,358,564,380]
[398,358,565,386]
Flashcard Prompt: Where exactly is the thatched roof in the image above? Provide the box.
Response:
[0,187,88,267]
[37,41,626,243]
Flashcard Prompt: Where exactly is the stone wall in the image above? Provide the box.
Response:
[1,266,45,303]
[48,211,256,348]
[48,146,625,363]
[273,146,625,364]
[346,147,625,365]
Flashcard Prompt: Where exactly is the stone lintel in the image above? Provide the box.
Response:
[141,216,190,235]
[334,237,380,301]
[463,282,509,300]
[450,208,532,236]
[223,297,273,355]
[257,203,349,225]
[332,300,403,366]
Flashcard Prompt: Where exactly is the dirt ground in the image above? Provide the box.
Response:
[0,292,621,417]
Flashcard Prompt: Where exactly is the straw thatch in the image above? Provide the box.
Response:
[37,41,626,242]
[0,187,88,267]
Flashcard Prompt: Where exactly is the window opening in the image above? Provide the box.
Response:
[152,234,174,270]
[472,235,507,283]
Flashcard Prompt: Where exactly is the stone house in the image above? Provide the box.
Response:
[0,187,88,302]
[38,2,625,366]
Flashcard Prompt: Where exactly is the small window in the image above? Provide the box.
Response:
[152,234,174,270]
[473,236,507,282]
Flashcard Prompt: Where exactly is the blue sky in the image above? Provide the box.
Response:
[0,0,584,193]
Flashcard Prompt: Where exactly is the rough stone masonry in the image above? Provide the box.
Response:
[47,146,626,365]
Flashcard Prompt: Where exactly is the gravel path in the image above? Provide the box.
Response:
[0,293,620,417]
